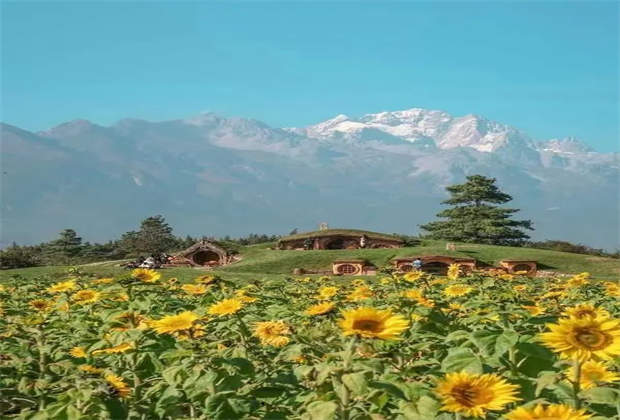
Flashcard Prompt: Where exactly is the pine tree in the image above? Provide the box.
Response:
[130,215,178,255]
[420,175,533,245]
[47,229,83,264]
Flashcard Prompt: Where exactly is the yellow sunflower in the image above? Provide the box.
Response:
[92,342,133,355]
[339,307,409,340]
[69,346,87,358]
[435,371,521,418]
[505,404,592,420]
[447,264,461,280]
[522,305,545,316]
[304,302,335,316]
[105,374,130,398]
[150,311,199,335]
[603,281,620,297]
[540,316,620,361]
[78,364,103,374]
[444,284,473,298]
[253,321,291,347]
[92,277,114,285]
[563,304,609,320]
[402,289,424,300]
[317,286,338,300]
[71,289,101,304]
[403,271,423,283]
[131,268,161,283]
[567,276,589,288]
[564,360,619,389]
[513,285,528,293]
[29,299,53,311]
[207,298,243,316]
[181,284,209,295]
[234,290,258,303]
[46,280,77,294]
[346,285,374,301]
[195,274,217,284]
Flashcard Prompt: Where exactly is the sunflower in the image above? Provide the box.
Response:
[318,276,331,282]
[181,284,209,295]
[105,374,131,398]
[564,360,619,389]
[540,316,620,361]
[304,302,335,316]
[29,299,53,311]
[78,364,103,374]
[402,289,424,300]
[563,304,610,320]
[69,346,87,358]
[505,404,592,420]
[380,277,392,285]
[403,271,423,283]
[447,264,461,280]
[208,298,243,316]
[352,279,366,287]
[339,307,409,340]
[513,285,528,293]
[444,284,473,298]
[346,285,374,302]
[46,280,77,294]
[92,277,114,285]
[253,321,291,347]
[522,305,545,316]
[235,290,258,303]
[566,276,589,288]
[540,291,566,300]
[317,286,338,300]
[603,281,620,297]
[71,289,101,304]
[435,371,521,418]
[92,342,133,355]
[131,268,161,283]
[195,274,217,284]
[150,311,199,335]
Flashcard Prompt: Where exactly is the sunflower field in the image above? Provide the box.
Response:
[1,267,619,419]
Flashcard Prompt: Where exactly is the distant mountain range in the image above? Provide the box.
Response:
[2,108,618,249]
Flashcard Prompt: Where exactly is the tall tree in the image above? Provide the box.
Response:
[420,175,533,245]
[121,215,178,255]
[47,229,83,263]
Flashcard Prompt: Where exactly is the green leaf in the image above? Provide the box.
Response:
[303,401,338,420]
[441,347,483,374]
[582,387,620,404]
[341,372,368,396]
[494,329,518,357]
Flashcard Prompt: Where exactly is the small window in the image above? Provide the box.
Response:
[337,264,357,275]
[400,264,413,272]
[513,264,532,273]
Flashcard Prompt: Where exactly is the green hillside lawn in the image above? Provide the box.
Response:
[1,240,619,284]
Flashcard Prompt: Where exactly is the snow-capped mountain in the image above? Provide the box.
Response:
[1,107,618,249]
[292,108,536,154]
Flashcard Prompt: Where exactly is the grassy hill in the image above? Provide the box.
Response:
[2,240,619,284]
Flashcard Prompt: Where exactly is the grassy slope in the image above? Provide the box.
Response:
[279,228,401,241]
[3,240,618,284]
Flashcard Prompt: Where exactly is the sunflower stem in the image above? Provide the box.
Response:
[572,359,582,409]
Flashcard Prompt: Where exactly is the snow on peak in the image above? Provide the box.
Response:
[298,107,535,153]
[538,137,594,155]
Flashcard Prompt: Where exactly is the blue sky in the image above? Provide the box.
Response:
[2,1,618,151]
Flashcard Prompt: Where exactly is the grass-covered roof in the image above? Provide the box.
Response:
[279,229,403,242]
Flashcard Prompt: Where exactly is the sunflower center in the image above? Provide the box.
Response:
[574,327,609,349]
[450,384,488,406]
[575,310,594,318]
[353,319,382,332]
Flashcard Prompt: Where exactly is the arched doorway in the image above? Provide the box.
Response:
[325,239,345,249]
[422,261,449,275]
[192,250,220,266]
[513,264,532,273]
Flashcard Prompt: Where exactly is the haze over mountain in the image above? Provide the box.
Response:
[1,108,618,250]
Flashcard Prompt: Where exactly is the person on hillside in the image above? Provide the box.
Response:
[413,258,423,271]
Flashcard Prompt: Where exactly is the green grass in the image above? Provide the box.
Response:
[278,228,402,241]
[1,240,619,284]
